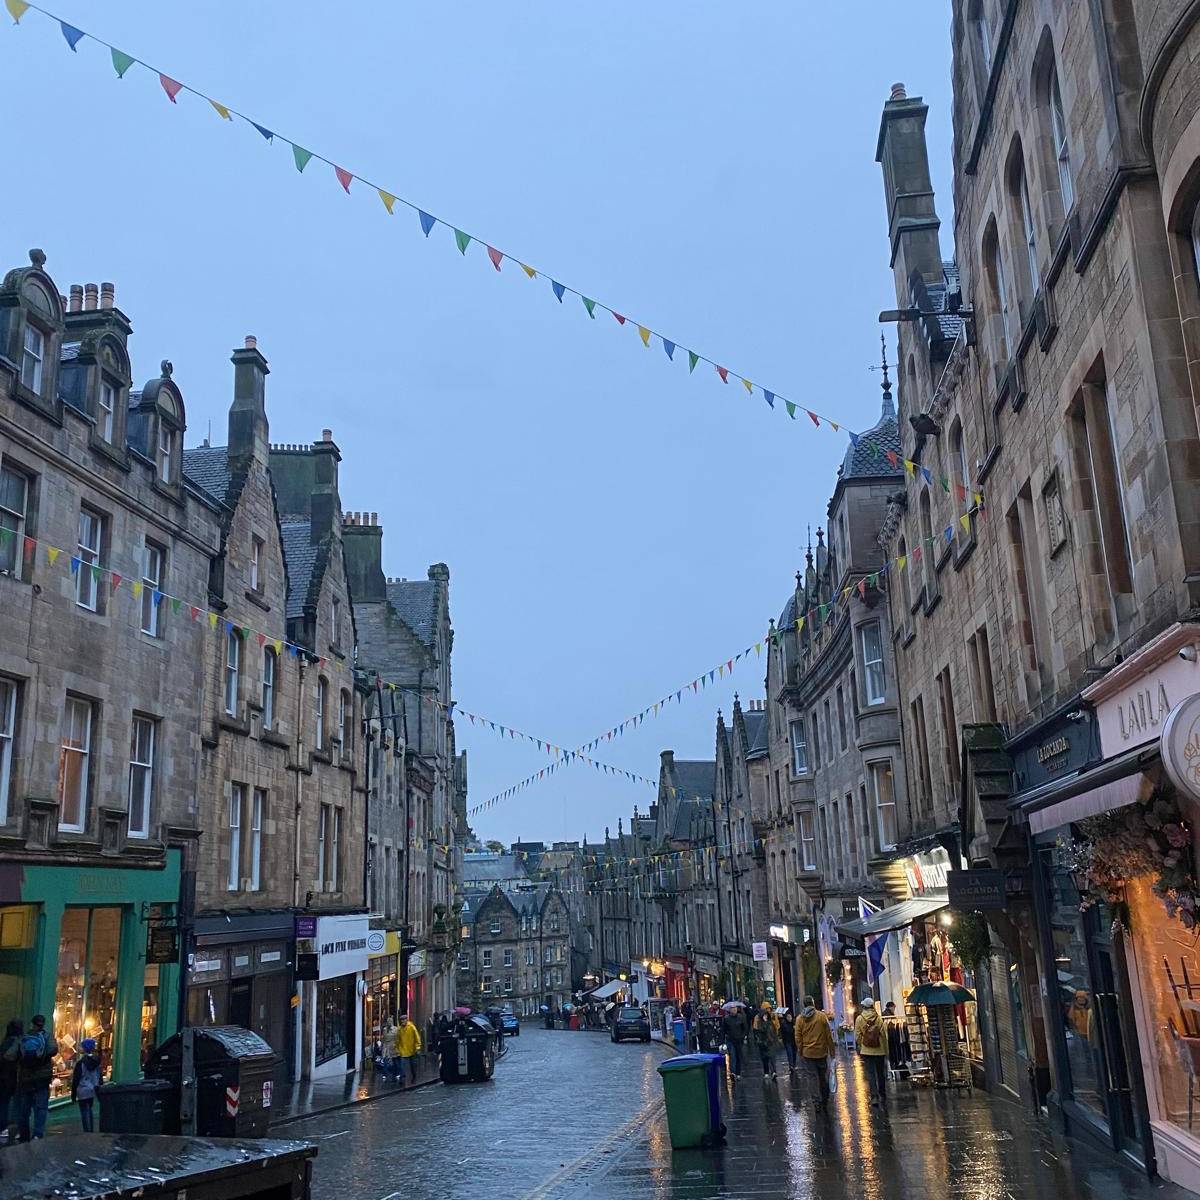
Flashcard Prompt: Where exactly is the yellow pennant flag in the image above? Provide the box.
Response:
[959,514,971,532]
[830,420,840,432]
[637,325,651,347]
[718,664,725,678]
[378,189,396,214]
[842,587,851,601]
[796,617,805,632]
[973,491,983,506]
[903,459,916,475]
[742,378,753,394]
[5,0,30,22]
[208,611,218,630]
[132,580,143,600]
[46,546,60,566]
[521,264,537,279]
[274,639,283,654]
[754,641,762,656]
[898,555,908,571]
[653,702,659,715]
[210,99,232,120]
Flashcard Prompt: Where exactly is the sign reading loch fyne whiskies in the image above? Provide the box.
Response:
[948,869,1007,911]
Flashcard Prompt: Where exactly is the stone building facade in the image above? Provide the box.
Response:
[0,255,220,1095]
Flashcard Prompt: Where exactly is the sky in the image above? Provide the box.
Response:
[2,3,954,847]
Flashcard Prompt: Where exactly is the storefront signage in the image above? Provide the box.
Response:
[146,925,178,964]
[948,868,1007,911]
[751,941,768,961]
[367,931,386,954]
[315,914,370,981]
[1162,694,1200,803]
[768,925,789,942]
[408,948,427,975]
[192,956,222,974]
[294,915,318,939]
[903,848,953,897]
[1010,706,1096,794]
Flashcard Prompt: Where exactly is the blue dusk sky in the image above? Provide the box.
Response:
[2,3,953,846]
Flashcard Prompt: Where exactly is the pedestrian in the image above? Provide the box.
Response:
[395,1013,422,1087]
[70,1038,103,1131]
[795,996,836,1110]
[777,1006,797,1074]
[380,1017,399,1081]
[722,1004,747,1077]
[751,1003,779,1081]
[16,1014,57,1141]
[0,1019,22,1143]
[854,997,888,1104]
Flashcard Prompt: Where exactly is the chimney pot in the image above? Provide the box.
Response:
[890,82,907,100]
[322,428,333,442]
[371,512,378,525]
[100,282,115,310]
[245,335,257,350]
[69,284,83,313]
[83,283,98,312]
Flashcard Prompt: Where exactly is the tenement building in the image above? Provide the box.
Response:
[879,0,1200,1186]
[0,256,220,1095]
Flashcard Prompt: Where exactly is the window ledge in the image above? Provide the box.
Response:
[218,714,251,736]
[977,443,1001,483]
[89,435,130,471]
[953,530,978,571]
[935,543,953,575]
[261,730,290,750]
[902,624,916,649]
[0,569,33,589]
[245,589,271,613]
[923,589,942,618]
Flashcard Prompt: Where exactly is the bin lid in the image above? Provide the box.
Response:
[97,1077,176,1094]
[146,1026,277,1072]
[657,1054,710,1074]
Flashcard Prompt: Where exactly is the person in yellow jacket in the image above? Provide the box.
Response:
[796,996,836,1109]
[853,997,888,1104]
[394,1013,423,1087]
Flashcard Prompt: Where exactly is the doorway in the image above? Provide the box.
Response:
[228,981,251,1029]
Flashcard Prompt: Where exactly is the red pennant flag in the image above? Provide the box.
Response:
[956,483,968,502]
[159,74,183,102]
[22,536,34,560]
[257,633,266,648]
[726,659,733,672]
[319,656,327,670]
[486,246,503,271]
[912,545,923,562]
[807,409,820,427]
[716,366,729,383]
[857,578,866,599]
[334,166,353,193]
[110,573,122,593]
[885,450,899,467]
[612,312,626,325]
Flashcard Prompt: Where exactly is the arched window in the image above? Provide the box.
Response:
[1190,203,1200,285]
[1032,32,1074,231]
[982,218,1012,362]
[1007,140,1040,299]
[968,0,993,99]
[919,491,936,599]
[315,677,328,751]
[156,392,179,485]
[224,631,240,715]
[951,418,973,538]
[1049,66,1073,212]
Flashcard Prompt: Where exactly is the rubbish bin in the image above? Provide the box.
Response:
[656,1053,726,1150]
[438,1015,496,1084]
[671,1017,687,1046]
[145,1026,280,1137]
[97,1077,179,1135]
[696,1015,723,1053]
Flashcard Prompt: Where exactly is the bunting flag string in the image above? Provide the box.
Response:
[0,1,992,495]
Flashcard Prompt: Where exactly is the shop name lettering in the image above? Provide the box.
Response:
[320,937,367,955]
[1118,683,1170,741]
[1037,737,1070,766]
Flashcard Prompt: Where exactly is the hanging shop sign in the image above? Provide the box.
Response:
[1162,693,1200,803]
[146,925,179,964]
[315,914,370,981]
[768,925,790,942]
[948,868,1006,911]
[408,949,427,976]
[903,847,953,897]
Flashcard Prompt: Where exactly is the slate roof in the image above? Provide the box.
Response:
[922,261,964,341]
[385,579,438,649]
[670,796,714,843]
[279,520,319,620]
[510,884,551,916]
[744,709,768,759]
[670,760,715,803]
[840,400,903,481]
[462,853,529,886]
[182,445,231,505]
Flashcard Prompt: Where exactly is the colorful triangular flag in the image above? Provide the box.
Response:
[486,246,503,271]
[111,48,135,77]
[159,74,183,103]
[335,166,353,193]
[251,122,274,142]
[60,22,84,51]
[5,0,29,22]
[551,280,565,302]
[418,210,436,237]
[210,99,232,120]
[378,189,396,213]
[453,229,471,254]
[662,339,675,359]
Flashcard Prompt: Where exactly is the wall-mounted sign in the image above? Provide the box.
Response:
[1010,707,1096,795]
[1162,694,1200,803]
[948,868,1007,911]
[367,931,386,954]
[294,952,319,982]
[294,915,318,939]
[903,847,954,897]
[751,941,768,962]
[408,948,427,976]
[316,914,370,980]
[146,926,178,964]
[768,925,789,942]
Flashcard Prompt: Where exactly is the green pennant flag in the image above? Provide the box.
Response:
[869,573,878,588]
[292,145,313,173]
[582,297,596,318]
[939,475,950,493]
[868,440,880,457]
[453,229,471,255]
[90,564,102,583]
[171,597,182,615]
[784,400,797,419]
[819,603,829,620]
[239,625,251,640]
[687,351,698,373]
[111,48,135,78]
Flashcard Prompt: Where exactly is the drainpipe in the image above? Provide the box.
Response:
[292,657,308,908]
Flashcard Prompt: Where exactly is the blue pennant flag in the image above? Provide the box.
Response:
[152,589,164,607]
[848,431,860,447]
[418,210,436,237]
[763,390,775,408]
[60,22,84,51]
[551,280,565,303]
[944,525,954,543]
[252,123,274,142]
[663,339,675,360]
[70,556,81,575]
[921,466,933,485]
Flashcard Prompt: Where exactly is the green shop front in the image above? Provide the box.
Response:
[0,851,182,1101]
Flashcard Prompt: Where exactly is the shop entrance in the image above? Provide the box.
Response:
[1088,927,1141,1162]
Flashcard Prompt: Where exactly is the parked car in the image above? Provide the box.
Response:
[484,1005,521,1037]
[611,1006,651,1043]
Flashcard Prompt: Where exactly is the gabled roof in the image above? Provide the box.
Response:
[385,579,438,648]
[182,445,231,506]
[280,520,321,621]
[671,797,714,843]
[744,709,768,759]
[670,760,715,803]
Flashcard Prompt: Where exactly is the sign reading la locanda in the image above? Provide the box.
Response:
[948,868,1007,911]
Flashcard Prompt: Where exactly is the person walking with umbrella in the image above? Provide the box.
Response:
[854,997,888,1104]
[721,1001,747,1078]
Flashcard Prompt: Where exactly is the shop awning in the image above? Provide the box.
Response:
[835,896,947,938]
[586,979,627,1000]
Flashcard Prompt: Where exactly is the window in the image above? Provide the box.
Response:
[870,761,898,850]
[332,596,342,647]
[228,784,244,890]
[937,666,961,794]
[98,381,116,443]
[919,492,936,600]
[141,542,164,636]
[1049,64,1073,213]
[482,949,493,969]
[911,696,933,816]
[250,788,264,891]
[543,946,552,964]
[860,785,871,873]
[59,697,93,832]
[128,716,155,838]
[0,465,28,577]
[338,691,350,752]
[967,625,998,722]
[1007,483,1052,692]
[504,975,513,993]
[157,422,175,485]
[983,220,1012,362]
[317,803,330,888]
[262,648,277,730]
[482,975,493,994]
[799,811,817,870]
[837,685,848,751]
[315,678,327,751]
[551,913,560,933]
[21,322,44,394]
[76,508,103,611]
[860,623,886,704]
[331,807,342,890]
[823,700,833,755]
[832,800,843,880]
[846,792,857,876]
[224,630,240,715]
[525,945,534,966]
[250,536,263,591]
[789,720,807,774]
[489,918,501,935]
[1011,149,1040,297]
[503,949,513,968]
[0,678,16,824]
[811,712,821,771]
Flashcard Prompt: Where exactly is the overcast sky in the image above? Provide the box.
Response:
[3,3,953,846]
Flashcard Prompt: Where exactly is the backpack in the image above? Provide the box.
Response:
[20,1032,45,1066]
[860,1015,883,1049]
[76,1058,102,1101]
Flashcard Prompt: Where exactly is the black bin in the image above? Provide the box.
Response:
[97,1077,179,1135]
[697,1015,723,1053]
[145,1026,280,1138]
[438,1015,496,1084]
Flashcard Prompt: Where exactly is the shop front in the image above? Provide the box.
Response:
[0,852,182,1100]
[188,910,295,1085]
[362,928,401,1062]
[768,924,800,1012]
[405,946,428,1032]
[299,913,369,1080]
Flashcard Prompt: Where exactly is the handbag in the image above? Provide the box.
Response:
[827,1061,838,1095]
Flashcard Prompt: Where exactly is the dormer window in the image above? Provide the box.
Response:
[158,422,176,484]
[98,380,116,443]
[21,324,44,394]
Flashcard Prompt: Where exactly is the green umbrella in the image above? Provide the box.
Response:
[906,982,975,1006]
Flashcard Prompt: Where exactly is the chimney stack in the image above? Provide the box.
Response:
[100,282,115,310]
[228,335,270,470]
[68,284,83,314]
[83,283,98,312]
